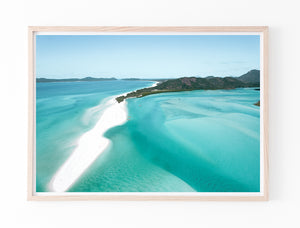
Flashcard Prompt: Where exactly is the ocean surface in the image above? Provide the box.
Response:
[36,80,260,192]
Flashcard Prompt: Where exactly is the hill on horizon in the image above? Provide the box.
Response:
[36,77,117,83]
[237,69,260,83]
[36,69,260,84]
[116,69,260,102]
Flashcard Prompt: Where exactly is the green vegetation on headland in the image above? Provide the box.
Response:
[36,77,117,83]
[121,78,167,82]
[116,70,260,103]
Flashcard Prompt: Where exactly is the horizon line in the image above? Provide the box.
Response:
[36,69,260,80]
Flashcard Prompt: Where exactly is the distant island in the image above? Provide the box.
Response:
[36,77,117,83]
[116,70,260,103]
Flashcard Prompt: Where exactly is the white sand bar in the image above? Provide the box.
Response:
[49,98,128,192]
[48,81,157,192]
[150,81,159,87]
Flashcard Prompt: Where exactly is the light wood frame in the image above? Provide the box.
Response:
[28,26,269,201]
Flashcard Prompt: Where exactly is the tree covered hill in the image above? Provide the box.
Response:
[116,70,260,103]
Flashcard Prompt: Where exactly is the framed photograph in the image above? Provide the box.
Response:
[28,26,268,201]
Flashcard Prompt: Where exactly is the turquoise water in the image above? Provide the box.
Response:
[36,80,153,192]
[37,81,260,192]
[68,87,260,192]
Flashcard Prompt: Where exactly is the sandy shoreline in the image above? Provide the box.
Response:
[49,81,158,192]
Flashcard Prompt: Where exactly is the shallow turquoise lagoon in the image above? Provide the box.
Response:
[68,86,260,192]
[36,80,153,192]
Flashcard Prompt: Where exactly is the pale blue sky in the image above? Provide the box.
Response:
[36,35,260,79]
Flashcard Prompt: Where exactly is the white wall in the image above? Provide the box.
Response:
[0,0,299,227]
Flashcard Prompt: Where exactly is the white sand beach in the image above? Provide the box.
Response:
[49,81,158,192]
[48,97,128,192]
[150,81,159,87]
